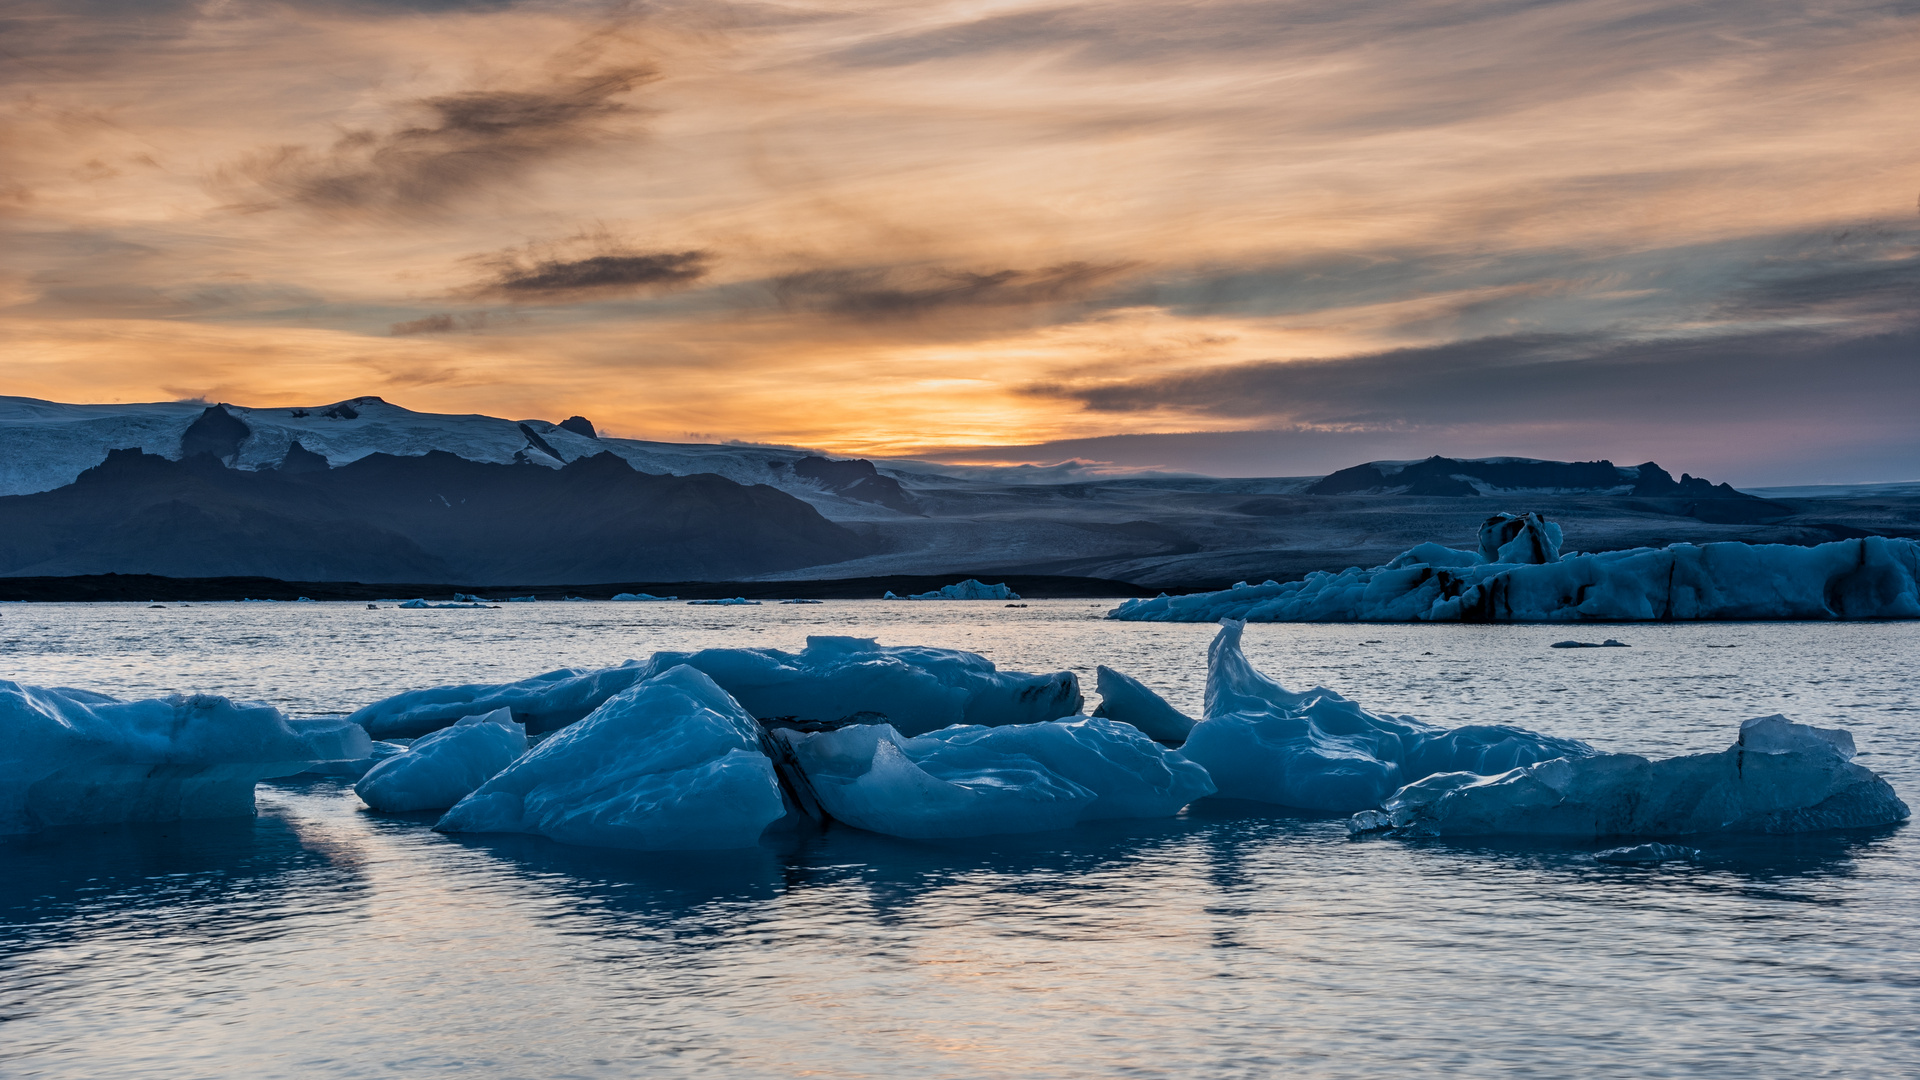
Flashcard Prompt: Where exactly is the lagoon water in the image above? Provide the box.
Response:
[3,601,1917,1077]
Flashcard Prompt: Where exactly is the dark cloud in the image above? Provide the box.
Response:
[219,64,657,218]
[475,249,710,300]
[389,313,456,335]
[773,262,1132,318]
[1027,324,1920,434]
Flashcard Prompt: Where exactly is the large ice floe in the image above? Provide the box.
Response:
[903,579,1022,601]
[354,708,527,812]
[1174,622,1592,812]
[351,637,1082,739]
[434,666,786,850]
[1,682,370,833]
[1090,666,1196,744]
[1348,714,1909,838]
[773,718,1215,839]
[1109,513,1920,622]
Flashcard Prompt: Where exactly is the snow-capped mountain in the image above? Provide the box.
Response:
[0,395,1903,588]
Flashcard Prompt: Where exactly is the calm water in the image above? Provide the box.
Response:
[2,602,1917,1078]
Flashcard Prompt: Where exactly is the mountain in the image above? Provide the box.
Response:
[1,395,1910,589]
[0,447,871,583]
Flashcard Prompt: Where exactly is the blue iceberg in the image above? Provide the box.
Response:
[354,708,527,812]
[1176,622,1590,812]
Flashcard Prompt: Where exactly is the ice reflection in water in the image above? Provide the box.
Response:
[1,603,1917,1076]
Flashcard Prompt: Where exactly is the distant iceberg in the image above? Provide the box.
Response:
[347,636,1082,739]
[1177,622,1590,812]
[354,708,527,812]
[688,597,760,606]
[1348,715,1909,838]
[435,666,785,851]
[775,717,1214,839]
[906,579,1022,601]
[611,592,677,601]
[398,599,493,609]
[1,682,370,833]
[1111,514,1920,622]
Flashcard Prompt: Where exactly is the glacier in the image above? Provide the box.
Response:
[1,682,371,833]
[351,637,1083,740]
[1110,515,1920,622]
[1177,622,1592,812]
[434,666,786,851]
[1348,715,1910,839]
[775,717,1215,839]
[354,708,528,812]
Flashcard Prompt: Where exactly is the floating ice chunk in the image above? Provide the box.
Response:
[1350,715,1908,838]
[0,682,371,833]
[881,591,901,599]
[1110,527,1920,623]
[1177,622,1589,812]
[398,599,492,609]
[1551,639,1629,648]
[780,598,824,604]
[435,666,785,850]
[641,636,1082,737]
[779,717,1212,838]
[355,708,528,812]
[611,592,677,601]
[1091,666,1196,744]
[1595,843,1699,865]
[348,661,651,737]
[907,579,1022,601]
[688,597,760,606]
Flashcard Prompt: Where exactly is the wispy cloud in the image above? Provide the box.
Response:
[773,262,1133,318]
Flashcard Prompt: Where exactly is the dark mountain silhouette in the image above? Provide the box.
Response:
[1303,456,1791,523]
[784,455,915,512]
[0,449,874,583]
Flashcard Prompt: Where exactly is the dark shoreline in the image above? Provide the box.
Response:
[0,572,1163,603]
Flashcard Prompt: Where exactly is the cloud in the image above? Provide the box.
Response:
[773,262,1133,318]
[218,60,658,219]
[389,313,456,335]
[471,247,710,301]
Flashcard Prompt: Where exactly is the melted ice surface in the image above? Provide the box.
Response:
[2,602,1918,1077]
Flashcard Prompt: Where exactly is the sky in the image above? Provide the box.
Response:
[2,0,1917,484]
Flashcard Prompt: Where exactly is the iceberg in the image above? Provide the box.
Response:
[638,636,1083,737]
[688,597,760,606]
[776,717,1214,839]
[348,661,653,737]
[1109,521,1920,623]
[397,599,493,609]
[779,598,824,605]
[435,666,785,850]
[907,579,1022,601]
[611,592,677,601]
[354,708,528,812]
[1176,622,1590,812]
[1348,715,1910,839]
[1,682,371,833]
[347,637,1083,739]
[1090,666,1196,744]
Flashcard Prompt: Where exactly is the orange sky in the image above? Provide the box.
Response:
[3,0,1917,478]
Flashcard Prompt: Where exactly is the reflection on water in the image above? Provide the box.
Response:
[2,605,1918,1076]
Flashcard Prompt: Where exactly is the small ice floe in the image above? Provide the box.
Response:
[688,597,760,606]
[780,598,824,604]
[398,599,493,609]
[563,596,589,602]
[611,592,677,601]
[504,596,537,602]
[1551,639,1630,649]
[906,579,1022,601]
[454,593,492,603]
[1595,843,1700,865]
